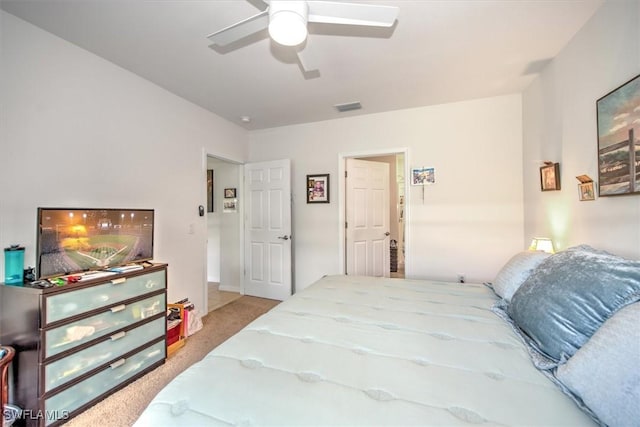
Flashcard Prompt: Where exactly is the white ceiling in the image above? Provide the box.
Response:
[1,0,603,130]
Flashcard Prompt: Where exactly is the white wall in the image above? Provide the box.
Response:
[10,1,632,308]
[523,0,640,259]
[0,12,248,313]
[249,94,524,291]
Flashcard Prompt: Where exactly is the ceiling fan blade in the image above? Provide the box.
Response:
[247,0,269,11]
[307,1,398,27]
[296,44,318,73]
[207,10,269,46]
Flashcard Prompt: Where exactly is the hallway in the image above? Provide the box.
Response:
[208,282,241,313]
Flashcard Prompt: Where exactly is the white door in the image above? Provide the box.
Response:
[346,158,390,277]
[244,159,292,300]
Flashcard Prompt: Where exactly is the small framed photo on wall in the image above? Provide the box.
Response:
[411,167,435,185]
[307,174,330,203]
[540,163,561,191]
[224,188,236,199]
[223,200,237,213]
[578,182,596,201]
[576,175,596,201]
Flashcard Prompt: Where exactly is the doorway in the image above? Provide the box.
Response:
[339,150,407,279]
[204,155,293,311]
[206,155,243,312]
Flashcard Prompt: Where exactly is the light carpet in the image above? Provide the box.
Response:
[63,296,279,426]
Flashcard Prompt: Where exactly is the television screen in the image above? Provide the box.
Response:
[37,208,154,279]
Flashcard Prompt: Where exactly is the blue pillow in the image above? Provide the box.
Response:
[507,245,640,364]
[556,302,640,427]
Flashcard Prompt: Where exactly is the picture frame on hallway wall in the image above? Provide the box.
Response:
[207,169,214,212]
[307,174,330,203]
[223,200,237,213]
[596,73,640,196]
[540,162,560,191]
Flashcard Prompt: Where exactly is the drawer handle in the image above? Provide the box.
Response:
[110,304,126,313]
[110,358,126,369]
[111,278,127,285]
[110,331,126,341]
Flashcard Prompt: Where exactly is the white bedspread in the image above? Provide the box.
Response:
[134,275,594,426]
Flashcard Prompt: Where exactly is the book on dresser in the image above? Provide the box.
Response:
[0,264,168,427]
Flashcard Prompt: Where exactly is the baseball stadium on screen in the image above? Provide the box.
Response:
[36,208,154,279]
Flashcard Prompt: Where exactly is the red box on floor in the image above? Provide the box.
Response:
[167,322,181,346]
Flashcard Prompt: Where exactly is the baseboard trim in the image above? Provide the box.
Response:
[219,284,240,293]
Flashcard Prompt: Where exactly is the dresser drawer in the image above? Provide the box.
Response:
[45,293,165,358]
[44,270,166,325]
[44,316,165,393]
[43,340,165,425]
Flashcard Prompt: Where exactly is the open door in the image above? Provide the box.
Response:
[244,159,292,300]
[345,158,390,277]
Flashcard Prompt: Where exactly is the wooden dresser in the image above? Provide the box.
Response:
[0,264,167,426]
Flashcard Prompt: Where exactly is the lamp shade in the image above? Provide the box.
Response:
[529,237,554,253]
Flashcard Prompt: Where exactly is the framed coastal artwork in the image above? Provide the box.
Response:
[596,74,640,196]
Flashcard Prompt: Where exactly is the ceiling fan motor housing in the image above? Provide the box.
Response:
[268,1,309,46]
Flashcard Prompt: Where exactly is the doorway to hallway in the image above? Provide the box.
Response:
[340,150,407,279]
[205,155,242,312]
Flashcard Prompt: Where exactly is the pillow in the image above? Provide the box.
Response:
[491,250,550,302]
[507,245,640,364]
[556,302,640,427]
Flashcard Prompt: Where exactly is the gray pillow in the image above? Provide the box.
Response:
[491,251,550,302]
[507,245,640,364]
[556,303,640,427]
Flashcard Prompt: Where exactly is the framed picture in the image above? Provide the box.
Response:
[207,169,214,212]
[596,74,640,196]
[411,167,435,185]
[578,182,596,201]
[224,188,236,199]
[307,174,329,203]
[540,163,561,191]
[223,200,237,213]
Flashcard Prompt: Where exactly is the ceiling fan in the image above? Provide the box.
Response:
[207,0,399,73]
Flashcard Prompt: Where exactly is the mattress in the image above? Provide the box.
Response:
[134,275,595,426]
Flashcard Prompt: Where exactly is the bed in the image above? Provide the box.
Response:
[135,245,640,426]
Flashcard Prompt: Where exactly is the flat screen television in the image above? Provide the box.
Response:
[37,208,154,279]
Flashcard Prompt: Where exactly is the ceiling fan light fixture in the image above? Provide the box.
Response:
[269,10,307,46]
[268,1,308,46]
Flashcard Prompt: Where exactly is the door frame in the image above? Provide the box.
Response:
[338,148,411,276]
[202,149,245,314]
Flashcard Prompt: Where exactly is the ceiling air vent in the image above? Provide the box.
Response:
[334,101,362,113]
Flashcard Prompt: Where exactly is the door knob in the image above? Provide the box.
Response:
[277,235,290,240]
[384,232,390,236]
